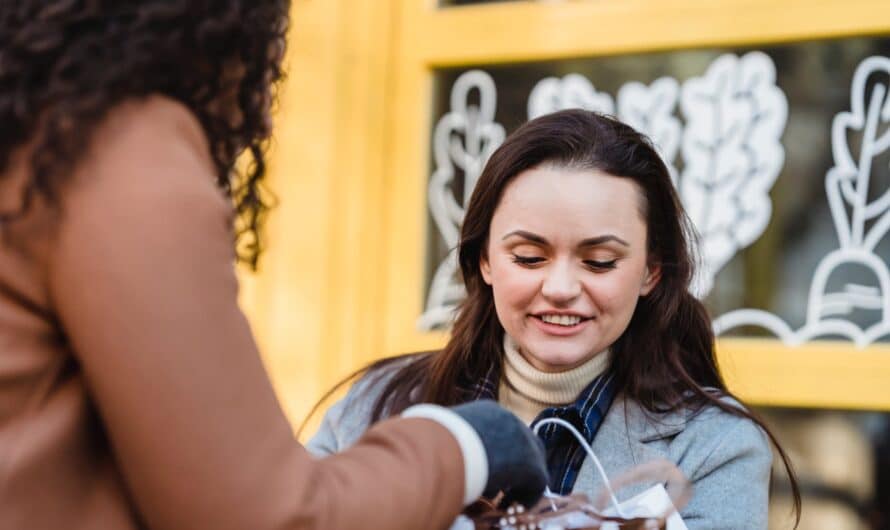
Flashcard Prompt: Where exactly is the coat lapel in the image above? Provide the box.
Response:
[575,396,687,502]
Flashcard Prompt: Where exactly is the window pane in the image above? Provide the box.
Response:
[421,36,890,350]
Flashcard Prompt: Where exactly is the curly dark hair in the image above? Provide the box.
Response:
[0,0,290,268]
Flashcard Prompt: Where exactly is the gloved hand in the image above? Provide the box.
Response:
[449,400,548,507]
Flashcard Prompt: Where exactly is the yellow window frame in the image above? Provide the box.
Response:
[382,0,890,411]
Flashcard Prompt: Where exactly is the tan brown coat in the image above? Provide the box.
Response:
[0,96,464,530]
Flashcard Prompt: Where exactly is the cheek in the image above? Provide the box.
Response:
[489,261,539,308]
[587,269,647,312]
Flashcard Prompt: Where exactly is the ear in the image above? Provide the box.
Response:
[640,261,661,296]
[480,253,493,286]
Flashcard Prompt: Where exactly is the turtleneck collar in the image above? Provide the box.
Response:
[498,334,610,424]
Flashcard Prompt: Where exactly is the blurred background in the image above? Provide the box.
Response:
[240,1,890,528]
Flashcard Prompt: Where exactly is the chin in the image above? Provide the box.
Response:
[534,352,592,372]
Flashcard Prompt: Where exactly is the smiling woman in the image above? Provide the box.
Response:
[481,166,659,373]
[306,110,801,529]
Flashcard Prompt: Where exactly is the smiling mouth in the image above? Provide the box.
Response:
[533,314,593,327]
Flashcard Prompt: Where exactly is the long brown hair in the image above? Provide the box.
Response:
[308,109,800,523]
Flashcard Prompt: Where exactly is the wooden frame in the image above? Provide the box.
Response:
[242,0,399,427]
[245,1,890,432]
[381,0,890,410]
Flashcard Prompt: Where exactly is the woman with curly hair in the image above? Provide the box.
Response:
[0,2,548,529]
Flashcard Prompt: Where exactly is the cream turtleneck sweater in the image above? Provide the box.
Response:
[498,336,610,425]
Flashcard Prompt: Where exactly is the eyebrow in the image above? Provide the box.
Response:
[501,230,630,247]
[579,235,630,248]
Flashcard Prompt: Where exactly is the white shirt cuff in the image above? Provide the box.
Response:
[401,404,488,505]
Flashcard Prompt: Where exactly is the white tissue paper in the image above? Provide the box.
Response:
[601,484,688,530]
[450,484,688,530]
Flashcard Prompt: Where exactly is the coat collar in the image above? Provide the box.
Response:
[607,395,689,444]
[580,395,690,500]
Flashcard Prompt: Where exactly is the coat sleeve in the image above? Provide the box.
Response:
[45,97,466,530]
[678,413,773,530]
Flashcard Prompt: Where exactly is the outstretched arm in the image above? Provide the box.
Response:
[47,97,476,530]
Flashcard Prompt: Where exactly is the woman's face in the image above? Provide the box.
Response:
[480,165,660,373]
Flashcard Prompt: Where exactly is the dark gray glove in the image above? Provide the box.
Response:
[450,400,548,507]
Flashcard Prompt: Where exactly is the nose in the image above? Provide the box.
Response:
[541,260,581,304]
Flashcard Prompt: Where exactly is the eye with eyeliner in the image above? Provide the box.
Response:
[511,254,545,266]
[584,259,618,271]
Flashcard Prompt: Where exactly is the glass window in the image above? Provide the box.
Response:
[421,36,890,352]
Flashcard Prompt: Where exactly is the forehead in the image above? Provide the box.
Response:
[491,165,647,240]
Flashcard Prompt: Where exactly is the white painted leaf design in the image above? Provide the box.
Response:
[527,74,614,120]
[714,55,890,347]
[420,70,505,330]
[826,55,890,252]
[679,51,788,297]
[617,77,681,181]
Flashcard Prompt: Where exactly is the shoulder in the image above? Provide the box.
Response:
[92,95,210,162]
[681,394,767,443]
[665,396,773,527]
[306,355,420,455]
[592,394,772,527]
[72,95,217,201]
[351,354,421,407]
[670,394,772,480]
[607,393,771,476]
[56,95,227,242]
[6,96,219,245]
[44,95,234,300]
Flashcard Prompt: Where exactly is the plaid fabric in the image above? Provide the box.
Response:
[462,364,617,495]
[464,364,499,402]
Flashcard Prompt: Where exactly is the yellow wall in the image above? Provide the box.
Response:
[244,0,890,435]
[238,0,400,434]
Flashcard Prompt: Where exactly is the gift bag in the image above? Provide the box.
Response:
[453,418,691,530]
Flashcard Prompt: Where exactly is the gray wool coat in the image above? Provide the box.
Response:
[307,368,772,530]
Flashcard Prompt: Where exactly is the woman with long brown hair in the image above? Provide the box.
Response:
[309,109,801,528]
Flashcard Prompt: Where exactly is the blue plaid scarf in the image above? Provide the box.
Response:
[460,362,617,494]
